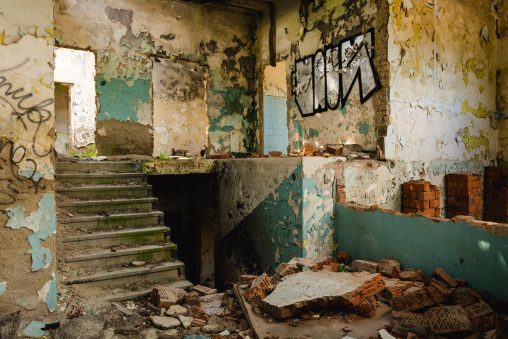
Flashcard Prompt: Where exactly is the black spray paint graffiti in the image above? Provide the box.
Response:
[0,59,53,206]
[292,28,381,117]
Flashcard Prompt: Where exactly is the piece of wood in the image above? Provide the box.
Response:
[261,271,385,319]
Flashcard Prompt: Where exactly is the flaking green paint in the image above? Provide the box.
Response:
[357,121,369,135]
[6,193,57,271]
[335,204,508,300]
[23,321,47,338]
[96,75,151,123]
[308,128,320,138]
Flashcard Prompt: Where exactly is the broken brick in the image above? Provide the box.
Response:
[150,286,187,309]
[351,259,379,273]
[378,259,400,278]
[432,267,458,287]
[353,296,377,318]
[399,269,425,282]
[426,305,472,334]
[244,273,276,302]
[193,285,218,296]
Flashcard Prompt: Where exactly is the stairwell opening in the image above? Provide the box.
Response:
[148,173,219,287]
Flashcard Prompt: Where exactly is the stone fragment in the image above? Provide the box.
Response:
[202,324,225,333]
[432,267,458,287]
[261,271,385,319]
[399,269,425,282]
[150,287,186,308]
[165,304,188,317]
[378,329,396,339]
[378,259,400,278]
[351,259,379,273]
[149,316,180,329]
[425,305,472,334]
[162,329,179,338]
[193,285,217,296]
[178,315,193,329]
[131,260,146,267]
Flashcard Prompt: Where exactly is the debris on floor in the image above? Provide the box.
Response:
[234,255,507,339]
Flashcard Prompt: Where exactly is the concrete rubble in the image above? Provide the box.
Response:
[236,255,508,338]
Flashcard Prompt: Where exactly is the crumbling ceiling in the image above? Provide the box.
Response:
[179,0,274,13]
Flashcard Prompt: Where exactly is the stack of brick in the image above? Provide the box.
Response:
[484,167,508,223]
[401,180,440,218]
[445,173,482,219]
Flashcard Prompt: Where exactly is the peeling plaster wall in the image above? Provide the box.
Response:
[55,0,259,156]
[152,59,208,157]
[336,204,508,300]
[498,2,508,163]
[256,0,388,152]
[218,158,304,283]
[0,0,57,335]
[385,0,499,164]
[54,48,97,149]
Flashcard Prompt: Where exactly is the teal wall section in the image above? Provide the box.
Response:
[220,164,303,278]
[335,204,508,300]
[96,75,151,122]
[263,95,288,155]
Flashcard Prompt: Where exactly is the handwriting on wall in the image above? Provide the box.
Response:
[0,59,53,208]
[292,28,381,117]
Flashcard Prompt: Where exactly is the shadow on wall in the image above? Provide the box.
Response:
[335,204,508,300]
[219,165,304,287]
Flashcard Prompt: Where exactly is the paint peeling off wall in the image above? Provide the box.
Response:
[55,0,259,156]
[385,0,498,164]
[497,2,508,164]
[0,0,57,328]
[55,48,97,149]
[256,0,387,153]
[152,59,208,157]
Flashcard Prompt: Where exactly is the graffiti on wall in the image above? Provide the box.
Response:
[0,59,53,208]
[292,28,381,117]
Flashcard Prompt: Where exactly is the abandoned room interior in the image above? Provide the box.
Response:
[0,0,508,337]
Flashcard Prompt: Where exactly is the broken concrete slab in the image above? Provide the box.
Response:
[261,271,385,319]
[234,284,391,338]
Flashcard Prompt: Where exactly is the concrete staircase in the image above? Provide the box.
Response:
[56,160,191,301]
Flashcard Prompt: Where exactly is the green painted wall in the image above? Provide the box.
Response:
[221,164,303,277]
[335,204,508,300]
[96,75,151,122]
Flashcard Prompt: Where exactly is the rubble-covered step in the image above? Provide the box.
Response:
[60,226,169,247]
[58,212,163,230]
[56,185,152,200]
[64,244,177,267]
[56,161,144,174]
[58,197,157,215]
[62,261,184,287]
[106,280,193,302]
[56,173,147,185]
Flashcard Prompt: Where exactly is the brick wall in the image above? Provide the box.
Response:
[484,167,508,223]
[445,173,482,219]
[402,180,440,218]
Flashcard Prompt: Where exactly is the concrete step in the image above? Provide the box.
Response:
[57,185,152,200]
[58,197,157,215]
[56,173,147,185]
[59,212,163,230]
[62,261,184,287]
[106,280,194,302]
[60,226,169,247]
[64,244,177,267]
[56,161,144,174]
